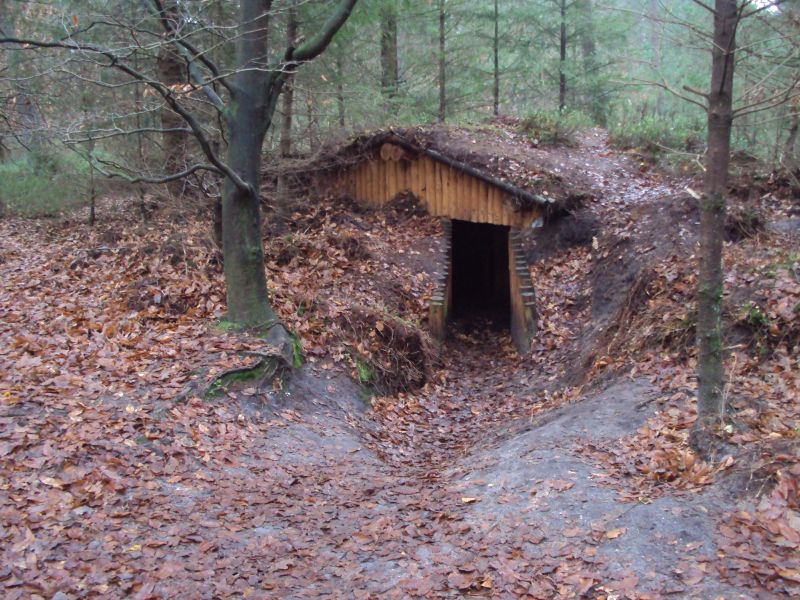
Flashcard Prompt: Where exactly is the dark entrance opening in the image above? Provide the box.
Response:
[451,219,510,329]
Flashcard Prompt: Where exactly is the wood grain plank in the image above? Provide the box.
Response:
[485,182,493,224]
[451,168,462,221]
[477,178,484,222]
[448,165,459,221]
[435,161,444,217]
[426,158,435,214]
[408,159,418,199]
[383,159,391,202]
[468,173,478,222]
[369,158,378,205]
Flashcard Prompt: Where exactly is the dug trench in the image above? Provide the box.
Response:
[2,130,797,598]
[165,133,775,596]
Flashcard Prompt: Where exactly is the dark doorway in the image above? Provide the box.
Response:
[451,220,510,328]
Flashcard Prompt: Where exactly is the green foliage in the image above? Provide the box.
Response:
[0,149,92,217]
[518,110,592,146]
[740,301,772,356]
[742,301,770,329]
[354,354,374,386]
[762,253,799,279]
[608,116,704,156]
[213,319,239,333]
[291,334,304,369]
[204,361,273,399]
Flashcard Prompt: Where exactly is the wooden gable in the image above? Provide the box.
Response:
[335,143,543,229]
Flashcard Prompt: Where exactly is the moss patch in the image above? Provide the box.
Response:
[205,360,274,399]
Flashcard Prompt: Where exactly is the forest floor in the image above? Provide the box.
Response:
[1,128,799,599]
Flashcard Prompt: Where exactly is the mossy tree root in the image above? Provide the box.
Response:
[204,350,291,399]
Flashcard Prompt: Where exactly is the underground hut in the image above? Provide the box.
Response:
[312,127,568,354]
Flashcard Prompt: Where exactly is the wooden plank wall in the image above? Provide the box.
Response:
[340,145,541,228]
[428,221,452,343]
[508,230,538,354]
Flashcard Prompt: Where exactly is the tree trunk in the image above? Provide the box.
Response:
[222,0,277,327]
[277,6,297,206]
[221,0,357,329]
[559,0,567,113]
[380,4,399,109]
[0,0,9,162]
[88,159,96,226]
[438,0,446,123]
[277,78,294,175]
[694,0,738,451]
[577,0,605,125]
[131,2,150,221]
[493,0,500,117]
[158,1,189,198]
[783,105,799,170]
[648,0,665,116]
[336,51,346,128]
[1,6,45,151]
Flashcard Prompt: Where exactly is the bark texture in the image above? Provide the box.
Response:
[559,0,567,113]
[157,1,189,198]
[277,6,298,206]
[336,52,346,128]
[438,0,446,123]
[221,0,357,328]
[222,0,275,327]
[493,0,500,116]
[783,104,799,169]
[380,5,399,105]
[694,0,738,447]
[577,0,605,124]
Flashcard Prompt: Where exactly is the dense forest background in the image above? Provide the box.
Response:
[2,3,800,595]
[1,0,799,216]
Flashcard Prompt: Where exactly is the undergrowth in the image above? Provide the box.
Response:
[0,148,102,216]
[518,110,592,146]
[608,116,704,161]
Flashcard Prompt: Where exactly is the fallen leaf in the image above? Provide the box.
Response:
[606,527,626,539]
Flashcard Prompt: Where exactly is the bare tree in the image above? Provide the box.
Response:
[380,3,399,109]
[688,0,797,452]
[493,0,500,116]
[632,1,799,452]
[439,0,447,123]
[1,0,358,348]
[155,0,189,199]
[694,0,739,451]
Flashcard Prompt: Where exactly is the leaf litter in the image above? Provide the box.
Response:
[0,127,798,598]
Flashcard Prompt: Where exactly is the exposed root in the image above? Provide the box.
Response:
[341,307,437,395]
[204,350,292,399]
[726,205,765,241]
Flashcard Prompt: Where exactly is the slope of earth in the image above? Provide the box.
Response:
[1,127,798,599]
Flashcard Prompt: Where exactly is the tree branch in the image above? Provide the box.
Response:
[144,0,229,106]
[0,35,251,194]
[92,158,221,184]
[690,0,716,14]
[627,77,708,111]
[289,0,359,63]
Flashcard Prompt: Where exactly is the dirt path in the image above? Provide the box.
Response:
[0,134,769,599]
[180,134,739,598]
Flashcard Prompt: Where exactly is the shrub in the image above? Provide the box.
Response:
[519,110,593,146]
[609,116,704,156]
[0,148,93,216]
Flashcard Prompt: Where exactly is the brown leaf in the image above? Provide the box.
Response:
[547,479,575,492]
[606,527,626,540]
[40,476,64,489]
